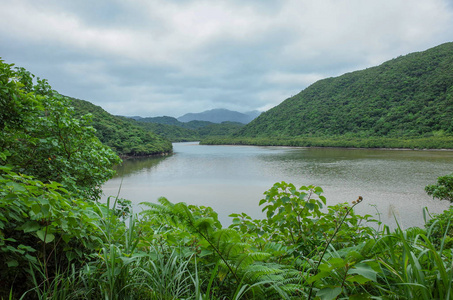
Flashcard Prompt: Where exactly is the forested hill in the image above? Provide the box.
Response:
[235,42,453,141]
[177,108,260,124]
[70,98,172,156]
[134,116,245,142]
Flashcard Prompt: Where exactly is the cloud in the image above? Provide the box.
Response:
[0,0,452,117]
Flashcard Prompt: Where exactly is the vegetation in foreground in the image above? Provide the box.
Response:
[2,59,453,299]
[2,170,453,299]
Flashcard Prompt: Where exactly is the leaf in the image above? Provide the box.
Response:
[316,287,342,300]
[306,202,315,210]
[36,229,55,243]
[328,257,347,269]
[20,221,40,233]
[31,204,41,215]
[18,244,36,252]
[6,259,18,267]
[346,274,372,284]
[349,293,372,300]
[347,262,378,282]
[6,182,26,192]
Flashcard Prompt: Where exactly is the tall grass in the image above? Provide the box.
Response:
[376,219,453,299]
[16,195,453,299]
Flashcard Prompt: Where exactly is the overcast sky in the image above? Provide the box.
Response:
[1,0,452,117]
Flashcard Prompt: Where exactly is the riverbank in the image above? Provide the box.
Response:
[119,150,173,160]
[200,135,453,150]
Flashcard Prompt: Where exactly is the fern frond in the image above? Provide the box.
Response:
[212,228,241,247]
[193,217,216,232]
[234,252,272,271]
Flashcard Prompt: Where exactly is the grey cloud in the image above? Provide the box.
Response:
[0,0,452,117]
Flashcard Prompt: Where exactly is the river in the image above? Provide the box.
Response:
[102,142,453,228]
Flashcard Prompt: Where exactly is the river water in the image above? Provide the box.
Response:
[102,142,453,228]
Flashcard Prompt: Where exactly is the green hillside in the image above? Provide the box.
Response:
[134,116,245,142]
[133,120,200,142]
[70,98,172,156]
[138,116,212,129]
[220,42,453,148]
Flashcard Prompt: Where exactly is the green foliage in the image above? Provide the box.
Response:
[70,98,173,156]
[139,198,288,299]
[0,59,122,298]
[4,176,453,299]
[424,207,453,248]
[3,57,453,299]
[135,117,245,142]
[136,120,201,142]
[425,173,453,202]
[206,42,453,149]
[374,223,453,299]
[0,60,121,200]
[202,135,453,149]
[0,166,106,297]
[231,182,377,259]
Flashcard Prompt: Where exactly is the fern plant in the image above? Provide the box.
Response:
[140,198,289,299]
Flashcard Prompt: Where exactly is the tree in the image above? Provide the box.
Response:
[0,58,121,200]
[425,173,453,202]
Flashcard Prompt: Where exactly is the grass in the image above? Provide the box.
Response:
[6,191,453,299]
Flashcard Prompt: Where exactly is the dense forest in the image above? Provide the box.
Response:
[177,108,260,124]
[2,51,453,299]
[133,116,245,142]
[70,99,172,157]
[204,42,453,149]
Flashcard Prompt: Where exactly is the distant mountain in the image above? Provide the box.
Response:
[234,42,453,139]
[136,116,212,129]
[138,116,184,127]
[177,108,260,124]
[131,115,245,142]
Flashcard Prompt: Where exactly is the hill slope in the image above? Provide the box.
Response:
[236,42,453,140]
[70,98,172,156]
[134,116,244,142]
[178,108,260,124]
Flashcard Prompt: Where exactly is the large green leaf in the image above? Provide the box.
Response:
[347,262,378,282]
[19,220,40,233]
[316,287,342,300]
[36,229,55,243]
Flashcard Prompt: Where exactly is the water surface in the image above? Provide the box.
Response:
[102,142,453,228]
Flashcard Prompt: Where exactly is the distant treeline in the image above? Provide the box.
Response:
[201,135,453,149]
[131,116,245,142]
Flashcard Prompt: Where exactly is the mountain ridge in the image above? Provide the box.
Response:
[234,42,453,139]
[177,108,260,124]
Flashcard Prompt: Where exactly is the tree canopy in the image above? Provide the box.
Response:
[0,60,121,200]
[70,98,173,157]
[235,42,453,140]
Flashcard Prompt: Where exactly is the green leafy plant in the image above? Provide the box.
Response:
[0,59,121,200]
[425,173,453,202]
[375,222,453,300]
[0,165,106,298]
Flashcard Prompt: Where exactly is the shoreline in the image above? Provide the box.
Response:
[119,151,173,160]
[199,136,453,151]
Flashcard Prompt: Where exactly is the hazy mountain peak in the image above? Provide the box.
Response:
[177,108,260,124]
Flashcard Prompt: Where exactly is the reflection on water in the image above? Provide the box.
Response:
[102,142,453,228]
[113,156,168,178]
